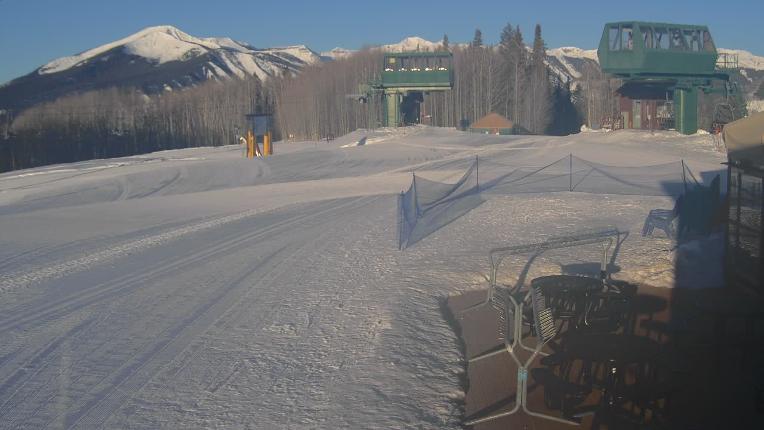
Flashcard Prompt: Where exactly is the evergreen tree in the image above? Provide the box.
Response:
[532,24,546,67]
[756,81,764,99]
[495,23,516,117]
[527,24,552,133]
[512,26,524,52]
[442,34,449,51]
[546,80,583,136]
[472,29,483,48]
[499,23,514,49]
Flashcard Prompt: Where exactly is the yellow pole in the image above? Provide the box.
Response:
[263,132,271,157]
[246,130,254,158]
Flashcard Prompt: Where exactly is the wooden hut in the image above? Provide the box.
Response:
[469,113,515,135]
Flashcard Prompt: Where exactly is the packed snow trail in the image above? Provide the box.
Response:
[0,127,726,428]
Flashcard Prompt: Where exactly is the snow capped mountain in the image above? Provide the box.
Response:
[547,47,599,62]
[321,37,445,60]
[38,25,321,79]
[0,26,322,110]
[718,49,764,71]
[3,26,763,112]
[319,37,445,61]
[40,26,216,75]
[320,47,355,60]
[381,36,444,52]
[259,45,322,67]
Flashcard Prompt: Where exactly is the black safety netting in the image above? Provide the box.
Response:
[398,161,482,249]
[398,154,696,249]
[480,155,692,197]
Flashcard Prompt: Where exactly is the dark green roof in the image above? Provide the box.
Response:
[605,21,710,31]
[598,21,718,77]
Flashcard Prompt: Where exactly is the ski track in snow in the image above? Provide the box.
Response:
[0,206,270,293]
[0,126,726,428]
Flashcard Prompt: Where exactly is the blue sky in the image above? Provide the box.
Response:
[1,0,762,84]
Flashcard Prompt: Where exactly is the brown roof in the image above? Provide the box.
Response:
[470,112,514,129]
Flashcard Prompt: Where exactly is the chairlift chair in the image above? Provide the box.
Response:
[463,228,621,427]
[465,281,583,426]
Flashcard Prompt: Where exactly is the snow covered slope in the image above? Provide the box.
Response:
[0,126,726,428]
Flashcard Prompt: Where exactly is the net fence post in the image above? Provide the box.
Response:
[476,155,480,192]
[412,172,420,217]
[569,153,573,192]
[681,159,687,193]
[398,191,404,250]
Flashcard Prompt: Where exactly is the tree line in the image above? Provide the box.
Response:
[273,24,587,140]
[1,78,268,172]
[1,23,596,173]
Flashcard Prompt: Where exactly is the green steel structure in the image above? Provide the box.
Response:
[598,22,746,134]
[366,52,453,127]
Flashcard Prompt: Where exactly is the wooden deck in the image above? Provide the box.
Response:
[446,285,764,429]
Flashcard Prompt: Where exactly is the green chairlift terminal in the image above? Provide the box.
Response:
[360,51,453,127]
[598,22,747,134]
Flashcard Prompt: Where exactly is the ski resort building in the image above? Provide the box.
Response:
[360,51,453,127]
[598,21,746,134]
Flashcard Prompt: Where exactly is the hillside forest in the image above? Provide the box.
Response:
[0,23,731,173]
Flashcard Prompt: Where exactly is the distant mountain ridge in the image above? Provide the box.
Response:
[2,28,763,111]
[0,26,322,110]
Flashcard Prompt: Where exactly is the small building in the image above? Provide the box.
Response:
[469,113,515,135]
[723,112,764,291]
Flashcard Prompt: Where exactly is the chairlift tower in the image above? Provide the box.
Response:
[357,51,453,128]
[598,22,747,134]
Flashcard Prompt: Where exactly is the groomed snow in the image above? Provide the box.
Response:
[0,127,726,428]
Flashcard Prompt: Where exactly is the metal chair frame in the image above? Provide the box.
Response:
[463,228,619,427]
